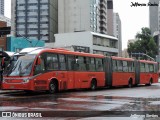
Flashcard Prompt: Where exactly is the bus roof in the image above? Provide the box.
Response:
[19,47,43,54]
[5,51,15,56]
[28,48,105,58]
[111,56,134,61]
[138,60,157,64]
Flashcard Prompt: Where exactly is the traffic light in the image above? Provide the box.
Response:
[0,27,11,36]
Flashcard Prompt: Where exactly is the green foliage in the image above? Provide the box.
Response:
[127,27,158,59]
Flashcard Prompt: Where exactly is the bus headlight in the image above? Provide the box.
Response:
[23,78,30,83]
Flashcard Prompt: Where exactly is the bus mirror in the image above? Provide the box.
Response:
[37,58,41,65]
[1,57,5,67]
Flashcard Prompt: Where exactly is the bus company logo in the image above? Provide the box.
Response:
[2,112,12,117]
[1,112,42,118]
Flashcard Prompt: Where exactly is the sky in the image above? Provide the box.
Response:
[4,0,11,18]
[113,0,149,49]
[4,0,150,50]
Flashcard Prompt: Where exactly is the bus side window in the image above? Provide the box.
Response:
[145,63,149,73]
[123,61,128,72]
[128,61,134,72]
[112,60,117,72]
[85,57,90,71]
[46,53,59,70]
[68,55,75,71]
[140,63,145,72]
[90,58,96,71]
[59,54,66,70]
[96,58,103,71]
[117,60,123,72]
[132,62,135,72]
[128,61,131,72]
[149,64,154,73]
[75,56,86,71]
[154,64,158,73]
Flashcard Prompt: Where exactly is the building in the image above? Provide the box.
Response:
[58,0,107,34]
[0,15,11,27]
[149,0,159,35]
[7,37,45,52]
[11,0,58,42]
[0,0,4,15]
[107,0,113,36]
[49,31,118,56]
[0,21,7,50]
[153,31,160,61]
[113,13,122,57]
[122,49,129,58]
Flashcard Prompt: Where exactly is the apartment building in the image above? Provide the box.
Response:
[113,13,122,56]
[11,0,58,42]
[58,0,107,34]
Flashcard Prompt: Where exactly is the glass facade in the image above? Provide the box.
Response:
[15,0,58,42]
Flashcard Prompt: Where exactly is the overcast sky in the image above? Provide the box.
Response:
[114,0,149,49]
[4,0,11,18]
[4,0,150,50]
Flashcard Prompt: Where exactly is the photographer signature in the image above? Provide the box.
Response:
[130,2,159,7]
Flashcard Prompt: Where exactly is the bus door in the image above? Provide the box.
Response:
[67,55,75,89]
[135,60,140,85]
[139,62,147,84]
[154,63,159,83]
[74,56,86,89]
[148,63,158,83]
[144,63,150,83]
[105,57,112,87]
[115,60,124,86]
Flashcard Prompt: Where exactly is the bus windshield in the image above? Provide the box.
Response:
[6,55,36,77]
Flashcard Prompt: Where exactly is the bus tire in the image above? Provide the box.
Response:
[48,80,58,94]
[90,79,97,90]
[128,79,132,88]
[146,79,152,86]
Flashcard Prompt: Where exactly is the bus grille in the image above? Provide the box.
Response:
[4,79,23,83]
[34,86,47,90]
[34,80,47,85]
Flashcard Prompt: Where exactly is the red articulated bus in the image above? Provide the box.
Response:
[105,56,135,87]
[2,48,105,93]
[105,57,158,88]
[136,60,158,85]
[2,48,159,93]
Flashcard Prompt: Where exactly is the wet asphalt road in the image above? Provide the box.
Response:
[1,83,160,119]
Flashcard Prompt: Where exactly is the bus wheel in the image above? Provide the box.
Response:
[128,80,132,88]
[146,79,152,86]
[90,79,97,90]
[48,81,58,94]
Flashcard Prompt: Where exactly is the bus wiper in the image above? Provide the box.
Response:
[6,64,16,76]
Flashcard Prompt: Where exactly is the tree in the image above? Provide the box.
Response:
[127,27,158,59]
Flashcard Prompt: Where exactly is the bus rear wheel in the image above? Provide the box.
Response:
[47,81,58,94]
[90,79,97,90]
[146,79,152,86]
[128,80,132,88]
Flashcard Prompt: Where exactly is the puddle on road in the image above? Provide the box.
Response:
[1,90,160,112]
[39,102,58,106]
[0,106,28,111]
[150,101,160,105]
